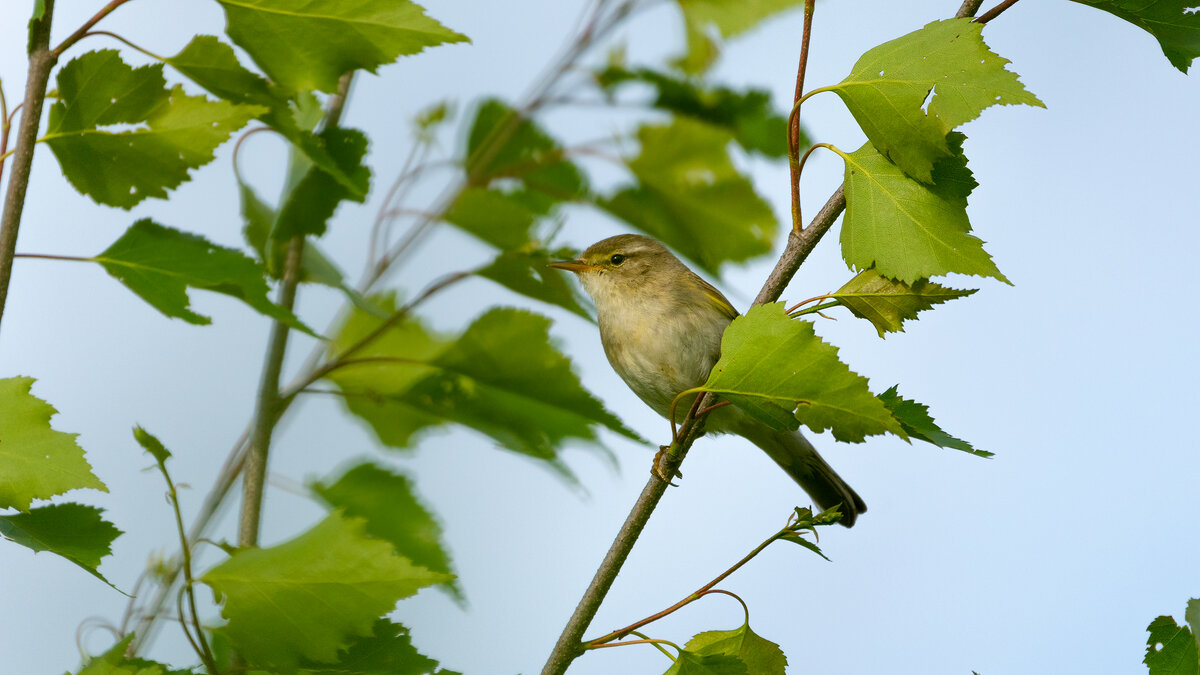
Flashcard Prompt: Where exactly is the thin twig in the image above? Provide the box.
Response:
[788,0,817,232]
[975,0,1020,23]
[0,0,56,337]
[50,0,137,58]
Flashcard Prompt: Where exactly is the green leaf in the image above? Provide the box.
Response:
[465,99,587,204]
[44,50,265,208]
[274,127,372,239]
[826,18,1043,182]
[0,503,121,586]
[476,246,594,320]
[595,66,800,157]
[1146,614,1200,675]
[314,463,461,602]
[203,512,450,671]
[827,268,976,336]
[1070,0,1200,73]
[685,623,787,675]
[326,303,641,471]
[602,117,777,276]
[839,135,1008,284]
[878,386,990,457]
[779,531,830,560]
[74,634,194,675]
[216,0,468,93]
[444,187,540,250]
[673,0,803,74]
[0,377,106,511]
[700,304,905,443]
[132,425,171,464]
[296,619,451,674]
[165,35,274,106]
[665,650,748,675]
[94,219,313,333]
[1188,599,1200,651]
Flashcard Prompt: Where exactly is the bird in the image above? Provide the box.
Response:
[549,234,865,527]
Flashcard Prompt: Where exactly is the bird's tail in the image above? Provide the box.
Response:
[728,419,866,527]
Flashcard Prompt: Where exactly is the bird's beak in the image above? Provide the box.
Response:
[547,259,598,274]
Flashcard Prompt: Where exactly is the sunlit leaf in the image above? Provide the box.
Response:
[840,135,1007,284]
[1071,0,1200,73]
[165,35,274,106]
[74,634,193,675]
[216,0,468,93]
[0,377,106,511]
[95,219,312,333]
[476,246,593,320]
[665,649,748,675]
[878,386,989,457]
[602,117,776,276]
[314,463,461,602]
[203,512,449,671]
[0,503,121,586]
[44,50,265,208]
[826,18,1043,182]
[827,268,976,336]
[465,99,587,204]
[685,623,787,675]
[700,304,904,442]
[296,619,455,674]
[444,187,540,250]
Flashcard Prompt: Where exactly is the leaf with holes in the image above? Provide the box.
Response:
[0,377,106,511]
[95,219,312,332]
[44,50,265,209]
[1145,612,1200,675]
[827,268,976,336]
[825,18,1043,182]
[701,304,904,442]
[602,118,777,276]
[840,135,1007,284]
[202,513,450,671]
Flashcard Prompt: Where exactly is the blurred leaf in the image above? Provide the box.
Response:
[203,512,450,671]
[444,187,540,250]
[95,219,313,333]
[133,425,172,464]
[673,0,803,74]
[465,99,587,203]
[0,503,121,586]
[1146,614,1200,675]
[595,66,800,157]
[1070,0,1200,73]
[314,463,461,602]
[296,619,454,674]
[602,117,776,276]
[701,304,904,443]
[827,18,1043,182]
[239,177,279,271]
[827,268,976,337]
[216,0,468,93]
[1188,600,1200,649]
[665,650,748,675]
[476,246,593,319]
[165,35,274,106]
[878,386,989,457]
[44,50,265,209]
[74,634,194,675]
[275,127,371,239]
[327,303,640,471]
[685,623,786,675]
[840,135,1007,284]
[0,377,106,511]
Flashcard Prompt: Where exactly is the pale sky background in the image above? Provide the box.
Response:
[2,1,1199,674]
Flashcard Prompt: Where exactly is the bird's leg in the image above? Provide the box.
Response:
[652,445,683,485]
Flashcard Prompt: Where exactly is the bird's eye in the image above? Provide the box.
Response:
[610,254,626,266]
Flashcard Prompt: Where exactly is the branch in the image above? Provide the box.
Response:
[975,0,1020,23]
[50,0,136,58]
[0,0,57,337]
[788,0,816,232]
[543,1,995,672]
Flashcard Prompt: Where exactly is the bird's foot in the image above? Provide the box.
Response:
[652,446,682,486]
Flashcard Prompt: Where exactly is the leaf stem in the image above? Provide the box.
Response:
[587,637,682,654]
[50,0,137,58]
[0,0,57,338]
[788,0,817,232]
[12,252,93,263]
[79,29,164,61]
[788,300,841,318]
[975,0,1020,23]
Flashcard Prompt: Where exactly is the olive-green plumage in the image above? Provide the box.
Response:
[552,234,865,527]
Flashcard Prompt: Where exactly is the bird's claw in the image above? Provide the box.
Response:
[652,445,682,486]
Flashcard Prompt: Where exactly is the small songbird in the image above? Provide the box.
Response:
[550,234,865,526]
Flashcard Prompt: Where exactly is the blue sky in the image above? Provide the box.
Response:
[1,1,1198,674]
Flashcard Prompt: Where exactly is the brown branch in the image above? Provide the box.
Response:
[975,0,1020,23]
[0,0,57,337]
[50,0,137,58]
[788,0,816,232]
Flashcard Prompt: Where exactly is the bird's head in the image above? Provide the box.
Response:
[548,234,685,308]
